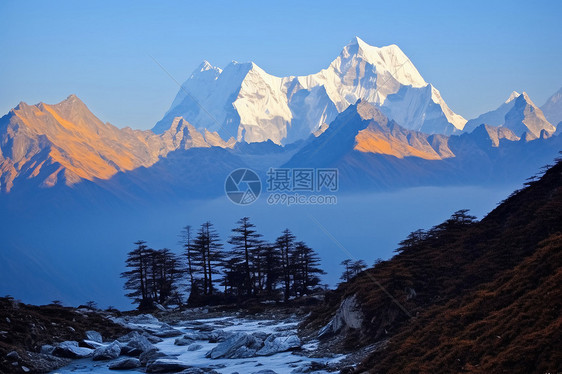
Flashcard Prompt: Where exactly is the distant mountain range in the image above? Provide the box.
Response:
[284,100,560,191]
[0,37,560,197]
[153,37,467,143]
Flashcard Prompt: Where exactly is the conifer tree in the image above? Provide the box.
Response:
[292,241,325,296]
[228,217,263,296]
[276,229,296,301]
[261,243,282,298]
[180,225,201,294]
[121,240,151,309]
[194,221,224,296]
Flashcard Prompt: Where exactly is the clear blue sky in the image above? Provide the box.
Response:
[1,0,561,130]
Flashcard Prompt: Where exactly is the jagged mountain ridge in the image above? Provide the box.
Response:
[463,91,521,132]
[0,95,233,192]
[464,91,556,138]
[283,100,560,190]
[541,87,562,128]
[505,93,555,139]
[1,95,560,195]
[153,37,467,144]
[71,101,561,201]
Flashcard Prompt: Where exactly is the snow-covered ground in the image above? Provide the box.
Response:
[51,313,345,373]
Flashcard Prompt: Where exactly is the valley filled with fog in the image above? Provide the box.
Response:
[0,184,516,309]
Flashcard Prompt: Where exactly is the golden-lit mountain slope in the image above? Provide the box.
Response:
[0,95,233,192]
[352,101,453,160]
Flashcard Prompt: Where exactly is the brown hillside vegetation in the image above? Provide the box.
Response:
[0,300,129,373]
[303,157,562,373]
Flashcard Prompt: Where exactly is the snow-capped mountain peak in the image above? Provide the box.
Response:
[506,91,520,103]
[504,93,555,138]
[153,37,467,143]
[338,37,427,90]
[198,60,220,73]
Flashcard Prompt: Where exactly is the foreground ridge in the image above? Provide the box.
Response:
[302,157,562,373]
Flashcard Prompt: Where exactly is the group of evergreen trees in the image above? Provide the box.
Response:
[121,241,184,309]
[121,217,326,308]
[339,259,367,282]
[394,209,477,254]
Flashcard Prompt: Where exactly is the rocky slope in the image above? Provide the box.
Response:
[0,298,129,373]
[302,157,562,372]
[1,298,353,374]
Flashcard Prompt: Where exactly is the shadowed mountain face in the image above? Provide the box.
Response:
[303,157,562,373]
[541,87,562,128]
[464,91,556,138]
[0,95,233,192]
[1,96,560,197]
[504,93,555,138]
[284,101,561,190]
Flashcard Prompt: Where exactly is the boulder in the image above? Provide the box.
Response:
[117,331,142,343]
[92,341,121,361]
[86,330,103,343]
[186,343,203,351]
[174,335,195,346]
[52,341,93,358]
[153,328,183,338]
[109,357,141,370]
[118,331,159,347]
[256,334,301,356]
[146,358,191,373]
[143,333,164,344]
[81,340,104,349]
[228,345,257,359]
[127,314,161,325]
[121,334,154,356]
[139,348,168,366]
[206,332,261,359]
[40,345,55,355]
[208,330,234,343]
[252,331,270,341]
[318,295,363,339]
[6,351,20,360]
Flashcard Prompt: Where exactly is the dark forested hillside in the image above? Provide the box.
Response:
[302,157,562,373]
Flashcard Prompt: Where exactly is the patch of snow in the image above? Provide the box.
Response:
[51,314,344,374]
